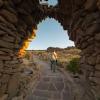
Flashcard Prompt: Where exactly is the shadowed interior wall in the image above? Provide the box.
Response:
[0,0,100,99]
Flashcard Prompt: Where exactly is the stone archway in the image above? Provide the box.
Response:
[0,0,100,99]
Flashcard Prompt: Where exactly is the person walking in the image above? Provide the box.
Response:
[50,50,58,72]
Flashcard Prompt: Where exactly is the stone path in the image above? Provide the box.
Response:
[25,59,74,100]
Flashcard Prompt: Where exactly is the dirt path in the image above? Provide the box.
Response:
[25,56,74,100]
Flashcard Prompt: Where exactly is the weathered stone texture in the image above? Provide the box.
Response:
[0,0,100,99]
[0,0,3,8]
[0,9,18,24]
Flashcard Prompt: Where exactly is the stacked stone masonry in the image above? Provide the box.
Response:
[0,0,100,100]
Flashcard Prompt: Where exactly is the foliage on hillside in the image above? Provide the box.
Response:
[66,58,80,74]
[25,47,81,70]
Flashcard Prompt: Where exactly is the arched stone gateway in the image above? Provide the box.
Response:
[0,0,100,99]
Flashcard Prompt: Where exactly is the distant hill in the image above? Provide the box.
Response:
[47,46,76,52]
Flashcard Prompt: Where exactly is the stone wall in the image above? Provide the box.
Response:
[0,0,43,99]
[0,0,100,99]
[69,0,100,99]
[48,0,100,99]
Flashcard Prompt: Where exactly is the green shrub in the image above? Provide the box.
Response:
[67,58,80,74]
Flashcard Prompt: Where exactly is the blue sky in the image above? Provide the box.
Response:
[27,0,74,50]
[48,0,58,6]
[27,18,74,50]
[40,0,58,6]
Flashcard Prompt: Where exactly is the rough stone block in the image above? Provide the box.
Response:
[85,24,100,36]
[0,48,13,53]
[84,0,97,11]
[81,41,88,49]
[95,42,100,49]
[0,23,16,37]
[0,39,14,49]
[92,77,100,84]
[0,84,7,96]
[0,30,6,35]
[0,55,11,60]
[12,95,24,100]
[0,9,18,24]
[83,64,93,71]
[80,56,86,64]
[11,0,22,5]
[0,16,16,31]
[95,64,100,70]
[8,74,20,99]
[97,0,100,9]
[95,33,100,41]
[2,35,15,42]
[95,71,100,77]
[0,0,3,8]
[5,60,19,65]
[0,94,8,100]
[1,74,10,84]
[96,55,100,64]
[0,73,2,77]
[83,45,94,54]
[87,56,96,65]
[0,60,3,68]
[0,51,7,55]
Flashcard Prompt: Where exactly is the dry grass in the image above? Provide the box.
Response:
[25,47,81,69]
[56,48,81,68]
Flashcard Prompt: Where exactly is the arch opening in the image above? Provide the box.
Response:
[26,18,74,51]
[20,18,78,68]
[23,18,81,72]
